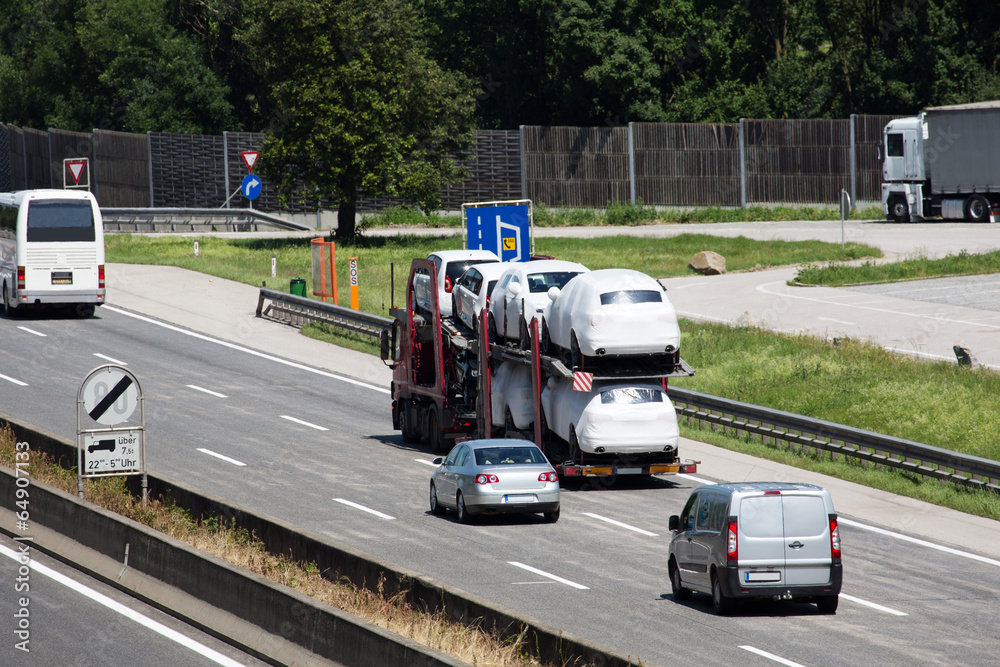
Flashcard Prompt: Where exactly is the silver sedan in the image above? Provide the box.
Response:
[430,439,560,523]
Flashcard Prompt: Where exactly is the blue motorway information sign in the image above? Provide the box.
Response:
[241,173,262,200]
[464,202,532,262]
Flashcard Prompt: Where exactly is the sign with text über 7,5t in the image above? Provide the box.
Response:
[77,365,148,502]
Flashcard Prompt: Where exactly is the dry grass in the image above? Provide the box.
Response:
[0,425,566,667]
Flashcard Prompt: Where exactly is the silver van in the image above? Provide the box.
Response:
[668,482,842,615]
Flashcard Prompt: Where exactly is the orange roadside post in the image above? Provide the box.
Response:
[349,257,359,310]
[310,238,338,305]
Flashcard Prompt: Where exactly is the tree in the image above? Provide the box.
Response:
[244,0,477,238]
[0,0,233,133]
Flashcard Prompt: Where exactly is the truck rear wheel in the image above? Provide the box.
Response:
[966,195,990,222]
[428,408,448,454]
[888,196,910,223]
[399,400,420,443]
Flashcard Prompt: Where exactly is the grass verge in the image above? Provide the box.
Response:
[105,233,880,321]
[358,203,885,228]
[0,425,558,667]
[794,248,1000,285]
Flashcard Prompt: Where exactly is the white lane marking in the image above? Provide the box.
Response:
[0,544,246,667]
[840,593,907,616]
[196,448,246,467]
[671,282,709,290]
[17,326,45,337]
[0,372,28,387]
[281,415,328,431]
[676,473,715,485]
[94,353,127,365]
[415,458,439,468]
[102,305,390,394]
[817,316,856,325]
[333,498,395,520]
[739,645,805,667]
[839,517,1000,567]
[508,562,589,590]
[186,384,228,398]
[583,512,658,537]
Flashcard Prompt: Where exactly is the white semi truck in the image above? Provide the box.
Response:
[881,101,1000,223]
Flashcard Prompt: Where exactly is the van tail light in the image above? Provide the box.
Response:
[538,472,558,482]
[98,264,105,289]
[830,516,841,559]
[445,276,454,293]
[475,474,499,485]
[727,520,738,562]
[17,266,25,290]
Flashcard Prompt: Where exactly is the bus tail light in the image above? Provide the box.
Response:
[98,264,105,289]
[17,266,25,291]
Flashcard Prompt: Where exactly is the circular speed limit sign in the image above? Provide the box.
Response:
[81,366,140,425]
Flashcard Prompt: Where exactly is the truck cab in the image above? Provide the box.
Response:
[881,116,925,222]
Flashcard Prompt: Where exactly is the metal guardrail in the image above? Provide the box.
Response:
[102,207,312,233]
[256,288,392,339]
[669,387,1000,494]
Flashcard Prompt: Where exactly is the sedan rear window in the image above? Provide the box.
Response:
[447,260,495,282]
[600,388,663,404]
[475,447,548,465]
[600,290,663,305]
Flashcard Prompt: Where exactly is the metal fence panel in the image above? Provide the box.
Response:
[633,122,740,206]
[0,125,10,193]
[22,128,50,190]
[93,129,151,207]
[522,126,630,207]
[854,114,895,202]
[744,119,851,204]
[48,128,92,190]
[149,133,226,207]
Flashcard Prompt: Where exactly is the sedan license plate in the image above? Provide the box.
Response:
[503,494,536,504]
[745,571,781,582]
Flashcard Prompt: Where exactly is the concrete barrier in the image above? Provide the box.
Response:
[1,414,639,667]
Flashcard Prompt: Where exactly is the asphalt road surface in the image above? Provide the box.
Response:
[2,305,999,666]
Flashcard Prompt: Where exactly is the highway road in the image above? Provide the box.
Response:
[0,532,267,666]
[2,305,1000,666]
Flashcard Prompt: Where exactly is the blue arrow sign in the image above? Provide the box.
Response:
[465,203,531,262]
[241,173,262,200]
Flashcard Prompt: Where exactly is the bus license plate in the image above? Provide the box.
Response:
[51,272,73,285]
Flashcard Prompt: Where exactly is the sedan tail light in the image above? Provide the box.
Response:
[538,472,558,482]
[475,474,499,485]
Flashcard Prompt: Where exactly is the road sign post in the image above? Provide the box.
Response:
[77,365,147,502]
[462,199,533,262]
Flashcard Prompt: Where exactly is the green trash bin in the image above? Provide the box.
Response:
[290,278,306,296]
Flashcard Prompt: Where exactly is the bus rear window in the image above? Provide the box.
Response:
[26,200,95,242]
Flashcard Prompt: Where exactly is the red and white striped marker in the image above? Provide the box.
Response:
[572,372,593,392]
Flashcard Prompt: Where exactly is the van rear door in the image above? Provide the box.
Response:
[781,494,833,585]
[737,494,785,585]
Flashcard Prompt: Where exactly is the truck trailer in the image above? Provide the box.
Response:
[881,101,1000,223]
[382,258,698,479]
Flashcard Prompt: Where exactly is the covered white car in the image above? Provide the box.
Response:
[489,362,534,432]
[413,249,499,317]
[487,259,589,347]
[541,378,680,455]
[542,268,679,360]
[452,261,509,333]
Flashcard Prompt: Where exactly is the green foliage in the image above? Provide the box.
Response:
[794,248,1000,285]
[242,0,477,238]
[604,200,659,226]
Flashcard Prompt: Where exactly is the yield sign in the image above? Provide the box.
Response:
[241,151,259,173]
[67,160,86,184]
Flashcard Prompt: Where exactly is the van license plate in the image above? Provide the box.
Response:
[745,571,781,582]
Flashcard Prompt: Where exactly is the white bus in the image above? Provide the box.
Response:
[0,189,106,317]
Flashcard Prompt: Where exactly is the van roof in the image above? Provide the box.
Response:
[699,481,827,494]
